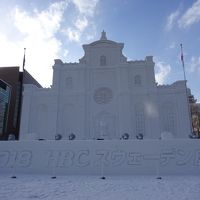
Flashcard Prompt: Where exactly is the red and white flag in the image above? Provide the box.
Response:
[180,43,187,81]
[180,43,184,65]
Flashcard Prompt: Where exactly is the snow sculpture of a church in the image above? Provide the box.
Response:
[20,31,191,140]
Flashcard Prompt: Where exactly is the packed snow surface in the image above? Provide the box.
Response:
[0,175,200,200]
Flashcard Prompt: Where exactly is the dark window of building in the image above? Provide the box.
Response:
[13,83,21,128]
[100,55,106,66]
[0,80,10,136]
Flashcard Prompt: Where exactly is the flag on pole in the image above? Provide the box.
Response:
[180,43,186,81]
[180,44,184,65]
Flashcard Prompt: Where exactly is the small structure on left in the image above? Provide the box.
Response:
[0,67,41,140]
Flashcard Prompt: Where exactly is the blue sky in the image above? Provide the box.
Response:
[0,0,199,101]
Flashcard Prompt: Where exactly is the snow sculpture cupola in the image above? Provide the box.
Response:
[100,30,107,40]
[79,30,127,66]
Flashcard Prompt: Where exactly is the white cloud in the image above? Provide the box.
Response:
[155,61,171,84]
[65,27,81,42]
[165,9,180,31]
[62,0,99,43]
[13,1,66,38]
[187,56,200,72]
[0,0,99,87]
[179,0,200,28]
[0,33,23,67]
[72,0,98,16]
[63,49,69,57]
[13,1,67,87]
[75,16,88,31]
[166,1,200,30]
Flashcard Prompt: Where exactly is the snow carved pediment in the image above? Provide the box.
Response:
[79,31,127,65]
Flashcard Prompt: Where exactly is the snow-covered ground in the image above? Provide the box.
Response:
[0,175,200,200]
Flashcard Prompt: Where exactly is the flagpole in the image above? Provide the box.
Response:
[180,44,193,135]
[22,48,26,72]
[180,44,187,81]
[17,48,26,139]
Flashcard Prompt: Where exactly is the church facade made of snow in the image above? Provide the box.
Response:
[20,32,191,140]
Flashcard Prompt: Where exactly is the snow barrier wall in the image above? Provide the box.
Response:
[0,139,199,175]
